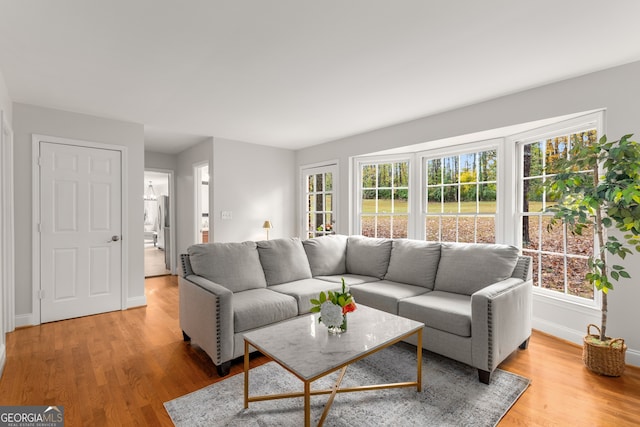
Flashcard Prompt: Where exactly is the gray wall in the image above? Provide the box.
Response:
[212,138,296,243]
[12,103,146,324]
[0,68,10,373]
[296,60,640,366]
[175,138,214,258]
[145,150,178,171]
[145,149,179,273]
[0,70,10,123]
[152,138,296,262]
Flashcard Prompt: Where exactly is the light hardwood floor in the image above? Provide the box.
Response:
[1,275,639,426]
[144,243,170,277]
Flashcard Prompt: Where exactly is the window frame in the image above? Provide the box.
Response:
[352,154,413,238]
[510,111,603,307]
[300,161,339,238]
[349,110,603,306]
[417,139,504,243]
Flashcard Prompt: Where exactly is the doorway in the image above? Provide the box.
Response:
[194,163,209,244]
[144,170,172,277]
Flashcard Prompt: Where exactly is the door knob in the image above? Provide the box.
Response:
[108,235,121,242]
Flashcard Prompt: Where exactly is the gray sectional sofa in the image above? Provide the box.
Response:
[178,235,532,383]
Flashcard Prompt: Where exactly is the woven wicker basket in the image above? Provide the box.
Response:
[582,324,627,377]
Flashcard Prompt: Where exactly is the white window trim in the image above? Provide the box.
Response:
[300,160,339,238]
[417,138,504,242]
[352,154,414,238]
[509,110,604,307]
[349,109,605,307]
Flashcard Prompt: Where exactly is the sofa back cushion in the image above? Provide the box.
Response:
[434,242,519,295]
[346,236,392,279]
[187,241,267,292]
[385,239,441,288]
[302,234,348,276]
[257,238,313,285]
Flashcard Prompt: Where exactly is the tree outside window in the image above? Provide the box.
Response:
[424,149,497,243]
[360,160,409,238]
[520,129,597,299]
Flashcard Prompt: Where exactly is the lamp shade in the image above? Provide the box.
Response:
[262,220,272,229]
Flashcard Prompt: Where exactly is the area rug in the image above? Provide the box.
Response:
[164,343,529,426]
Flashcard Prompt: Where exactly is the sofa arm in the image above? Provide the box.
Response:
[471,277,532,373]
[178,275,234,366]
[180,253,194,277]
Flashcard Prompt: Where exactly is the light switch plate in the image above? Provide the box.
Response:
[221,211,232,220]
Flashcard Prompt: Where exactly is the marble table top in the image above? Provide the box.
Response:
[243,305,424,381]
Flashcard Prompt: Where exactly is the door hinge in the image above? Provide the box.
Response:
[39,289,45,299]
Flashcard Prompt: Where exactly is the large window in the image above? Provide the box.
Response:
[424,148,497,243]
[358,159,409,238]
[519,129,597,300]
[350,112,602,304]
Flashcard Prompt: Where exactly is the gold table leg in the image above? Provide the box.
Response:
[244,340,250,409]
[417,328,423,392]
[317,366,348,427]
[244,327,424,426]
[304,381,311,427]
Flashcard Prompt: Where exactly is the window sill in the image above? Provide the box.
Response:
[532,288,600,314]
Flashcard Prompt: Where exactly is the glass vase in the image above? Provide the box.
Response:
[328,314,347,334]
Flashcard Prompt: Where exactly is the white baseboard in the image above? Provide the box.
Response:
[15,313,34,328]
[0,343,5,379]
[626,348,640,367]
[532,317,585,346]
[533,316,640,368]
[127,295,147,309]
[14,297,149,326]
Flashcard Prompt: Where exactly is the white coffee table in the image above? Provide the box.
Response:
[243,305,424,427]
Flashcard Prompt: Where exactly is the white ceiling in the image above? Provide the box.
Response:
[1,1,640,154]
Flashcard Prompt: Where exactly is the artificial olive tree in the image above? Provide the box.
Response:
[546,134,640,342]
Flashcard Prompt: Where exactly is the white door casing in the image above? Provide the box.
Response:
[35,138,124,323]
[1,111,15,335]
[301,162,338,238]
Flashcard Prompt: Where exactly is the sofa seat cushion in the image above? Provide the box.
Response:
[348,280,430,315]
[314,274,381,286]
[398,291,472,337]
[269,279,343,314]
[187,241,267,293]
[346,236,392,279]
[303,235,348,276]
[385,239,441,289]
[233,289,298,333]
[434,242,520,296]
[257,238,313,286]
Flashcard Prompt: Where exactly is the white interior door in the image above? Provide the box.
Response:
[39,142,122,323]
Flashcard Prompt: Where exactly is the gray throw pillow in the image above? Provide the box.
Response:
[433,242,520,295]
[302,235,348,276]
[385,239,441,288]
[187,241,267,292]
[346,236,392,279]
[257,238,313,285]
